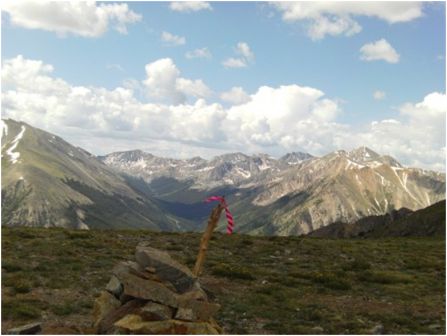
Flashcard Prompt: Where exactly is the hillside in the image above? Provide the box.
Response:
[0,119,191,231]
[308,200,446,238]
[2,228,445,334]
[103,147,446,236]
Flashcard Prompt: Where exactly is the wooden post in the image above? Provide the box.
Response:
[193,203,224,277]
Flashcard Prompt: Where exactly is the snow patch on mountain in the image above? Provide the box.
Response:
[6,125,26,164]
[1,120,8,138]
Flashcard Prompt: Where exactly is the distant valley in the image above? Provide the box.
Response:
[1,118,445,235]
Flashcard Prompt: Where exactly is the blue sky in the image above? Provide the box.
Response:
[1,1,446,170]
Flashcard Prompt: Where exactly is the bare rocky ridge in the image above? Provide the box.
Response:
[93,243,222,334]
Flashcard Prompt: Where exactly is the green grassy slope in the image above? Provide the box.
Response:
[2,227,445,334]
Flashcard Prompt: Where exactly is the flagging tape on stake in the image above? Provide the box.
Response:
[205,196,234,234]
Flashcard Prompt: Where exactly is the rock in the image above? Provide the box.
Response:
[113,260,177,291]
[176,295,221,321]
[135,244,195,293]
[428,323,441,330]
[105,275,123,298]
[117,269,178,307]
[140,302,173,321]
[97,299,147,334]
[311,326,324,333]
[92,291,121,328]
[175,307,195,321]
[369,323,384,334]
[7,322,41,335]
[180,282,208,301]
[113,261,159,281]
[114,314,220,334]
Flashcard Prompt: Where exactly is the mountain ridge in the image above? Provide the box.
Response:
[308,200,446,238]
[1,119,194,231]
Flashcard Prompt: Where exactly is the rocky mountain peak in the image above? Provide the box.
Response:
[280,152,314,164]
[212,152,249,163]
[347,146,380,163]
[105,150,149,162]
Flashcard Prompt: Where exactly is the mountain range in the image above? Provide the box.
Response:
[102,144,445,235]
[1,118,445,235]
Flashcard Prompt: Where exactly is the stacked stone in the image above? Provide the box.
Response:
[93,243,222,334]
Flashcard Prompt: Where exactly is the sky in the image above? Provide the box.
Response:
[1,1,446,171]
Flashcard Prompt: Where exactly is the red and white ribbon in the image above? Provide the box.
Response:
[205,196,234,234]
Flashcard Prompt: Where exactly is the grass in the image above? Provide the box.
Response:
[1,227,445,334]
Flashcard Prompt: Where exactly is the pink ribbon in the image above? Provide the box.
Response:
[205,196,234,234]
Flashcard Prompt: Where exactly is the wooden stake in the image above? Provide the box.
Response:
[193,203,224,277]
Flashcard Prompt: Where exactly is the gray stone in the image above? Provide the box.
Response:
[135,244,195,293]
[106,275,123,298]
[112,261,150,280]
[116,269,178,307]
[7,322,41,335]
[140,302,173,321]
[113,260,177,292]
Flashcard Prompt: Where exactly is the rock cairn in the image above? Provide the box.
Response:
[93,243,222,334]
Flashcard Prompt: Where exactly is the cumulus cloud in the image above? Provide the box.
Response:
[143,58,211,104]
[373,90,386,100]
[161,31,186,46]
[169,2,212,12]
[2,55,445,171]
[2,1,141,37]
[222,42,255,68]
[271,2,423,40]
[360,39,400,63]
[222,58,247,68]
[185,47,212,59]
[220,87,251,105]
[360,93,446,171]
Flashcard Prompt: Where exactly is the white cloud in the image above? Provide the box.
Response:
[236,42,254,61]
[360,39,400,63]
[271,2,423,39]
[169,2,212,12]
[143,58,211,104]
[373,90,386,100]
[361,93,446,171]
[222,58,247,68]
[220,87,250,105]
[161,31,186,46]
[185,47,212,59]
[2,1,141,37]
[2,55,445,171]
[222,42,255,68]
